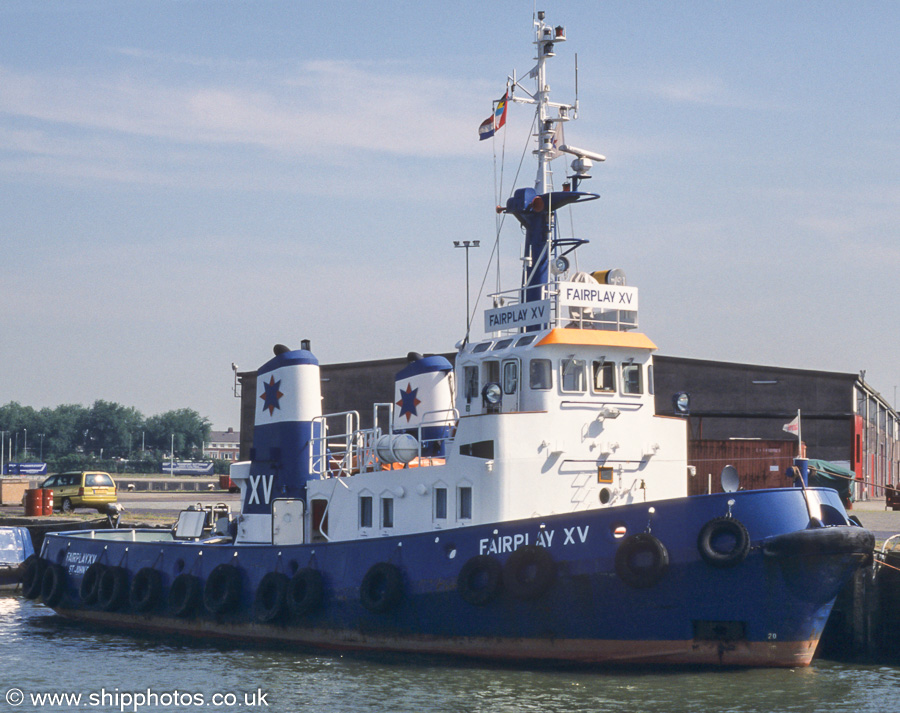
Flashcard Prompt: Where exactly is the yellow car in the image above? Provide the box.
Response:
[40,471,118,514]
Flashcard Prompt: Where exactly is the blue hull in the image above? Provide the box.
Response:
[33,487,871,666]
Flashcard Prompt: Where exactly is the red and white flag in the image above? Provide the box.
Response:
[783,414,800,436]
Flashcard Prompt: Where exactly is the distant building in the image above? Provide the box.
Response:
[203,427,240,461]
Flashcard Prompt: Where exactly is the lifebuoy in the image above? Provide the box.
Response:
[168,573,202,617]
[253,572,289,624]
[287,568,324,618]
[80,562,106,604]
[615,533,669,589]
[503,546,556,600]
[203,564,242,615]
[130,568,163,613]
[97,566,129,611]
[457,554,502,606]
[697,517,750,568]
[359,562,403,613]
[21,556,46,600]
[40,563,67,607]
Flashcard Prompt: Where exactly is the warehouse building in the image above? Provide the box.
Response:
[237,352,898,503]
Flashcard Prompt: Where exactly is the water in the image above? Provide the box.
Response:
[2,597,898,713]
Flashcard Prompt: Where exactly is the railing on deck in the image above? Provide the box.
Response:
[310,407,459,479]
[310,411,369,478]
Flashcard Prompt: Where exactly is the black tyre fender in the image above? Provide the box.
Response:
[253,572,289,624]
[502,545,557,600]
[97,566,130,611]
[41,563,67,607]
[21,556,47,600]
[203,564,243,615]
[697,517,751,568]
[168,573,202,618]
[615,533,669,589]
[80,562,106,605]
[359,562,403,613]
[457,554,503,606]
[287,568,325,618]
[129,568,164,613]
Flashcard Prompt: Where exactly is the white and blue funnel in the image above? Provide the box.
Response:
[393,354,454,458]
[235,343,323,543]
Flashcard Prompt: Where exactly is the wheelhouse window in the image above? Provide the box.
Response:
[464,366,479,401]
[529,359,552,390]
[381,497,394,528]
[484,360,500,384]
[622,362,643,394]
[434,487,448,520]
[561,358,586,393]
[458,486,473,520]
[592,359,616,393]
[502,361,518,394]
[359,495,373,528]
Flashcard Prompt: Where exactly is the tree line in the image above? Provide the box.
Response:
[0,400,213,473]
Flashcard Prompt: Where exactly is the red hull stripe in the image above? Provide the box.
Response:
[57,608,819,668]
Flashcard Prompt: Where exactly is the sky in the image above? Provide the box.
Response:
[1,0,898,431]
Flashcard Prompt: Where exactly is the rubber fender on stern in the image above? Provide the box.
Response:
[40,563,67,607]
[79,562,106,605]
[97,566,130,611]
[203,564,243,615]
[253,572,289,624]
[359,562,403,613]
[168,573,202,618]
[21,556,46,600]
[129,568,164,613]
[287,568,324,618]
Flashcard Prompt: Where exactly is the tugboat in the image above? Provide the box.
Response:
[28,12,872,666]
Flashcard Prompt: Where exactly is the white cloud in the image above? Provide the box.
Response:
[0,60,483,161]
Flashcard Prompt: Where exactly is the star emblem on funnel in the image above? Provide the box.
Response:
[260,375,284,416]
[396,383,422,422]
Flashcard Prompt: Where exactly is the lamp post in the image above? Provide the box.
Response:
[453,240,480,344]
[38,433,45,461]
[0,431,7,475]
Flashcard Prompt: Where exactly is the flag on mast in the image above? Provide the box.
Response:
[547,121,564,158]
[478,91,508,140]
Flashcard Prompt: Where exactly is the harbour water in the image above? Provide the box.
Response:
[2,596,898,713]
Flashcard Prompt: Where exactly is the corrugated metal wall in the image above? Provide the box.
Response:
[688,440,797,495]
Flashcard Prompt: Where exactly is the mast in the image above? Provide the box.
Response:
[502,12,600,314]
[533,11,566,195]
